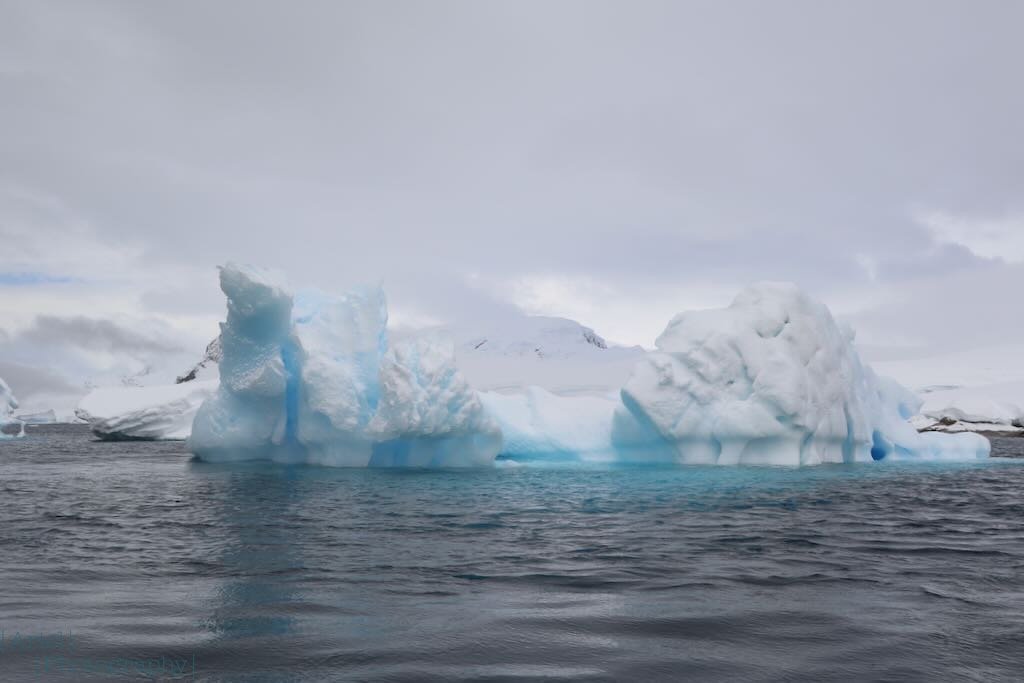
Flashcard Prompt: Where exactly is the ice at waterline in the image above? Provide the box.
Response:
[188,264,989,467]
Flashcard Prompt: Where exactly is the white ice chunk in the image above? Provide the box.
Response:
[76,381,217,441]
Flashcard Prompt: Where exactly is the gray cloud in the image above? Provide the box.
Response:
[0,1,1021,354]
[19,316,184,356]
[0,360,81,401]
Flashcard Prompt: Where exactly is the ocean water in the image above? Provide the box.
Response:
[1,426,1023,682]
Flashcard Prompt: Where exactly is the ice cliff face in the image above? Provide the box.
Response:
[189,264,501,466]
[604,282,988,465]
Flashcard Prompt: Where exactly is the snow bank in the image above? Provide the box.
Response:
[76,381,217,440]
[189,264,501,466]
[0,377,24,438]
[605,283,989,465]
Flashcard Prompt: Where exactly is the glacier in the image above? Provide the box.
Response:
[189,264,501,466]
[0,376,25,438]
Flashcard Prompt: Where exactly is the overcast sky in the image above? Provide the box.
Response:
[1,0,1022,407]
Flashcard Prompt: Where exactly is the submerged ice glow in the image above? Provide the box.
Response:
[190,264,989,467]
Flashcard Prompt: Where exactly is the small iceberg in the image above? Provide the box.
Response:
[76,381,218,441]
[0,377,25,438]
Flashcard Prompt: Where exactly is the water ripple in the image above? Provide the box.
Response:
[0,425,1023,681]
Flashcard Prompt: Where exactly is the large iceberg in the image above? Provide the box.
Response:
[602,282,989,465]
[189,264,501,466]
[1,377,25,438]
[188,267,987,467]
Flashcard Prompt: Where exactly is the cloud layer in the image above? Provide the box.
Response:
[1,1,1022,403]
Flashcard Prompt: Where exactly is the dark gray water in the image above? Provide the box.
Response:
[1,425,1023,681]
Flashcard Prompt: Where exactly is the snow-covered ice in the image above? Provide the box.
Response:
[189,264,501,466]
[602,283,989,465]
[76,380,218,440]
[913,383,1024,434]
[182,266,988,467]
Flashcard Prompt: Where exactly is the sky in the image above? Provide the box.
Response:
[1,0,1022,410]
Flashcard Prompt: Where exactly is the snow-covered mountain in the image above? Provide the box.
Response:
[176,336,222,384]
[451,315,612,357]
[436,315,645,396]
[72,337,222,440]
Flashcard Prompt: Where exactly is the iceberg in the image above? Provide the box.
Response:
[479,388,624,463]
[187,267,987,467]
[604,282,989,465]
[189,264,501,466]
[0,377,25,438]
[76,380,218,440]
